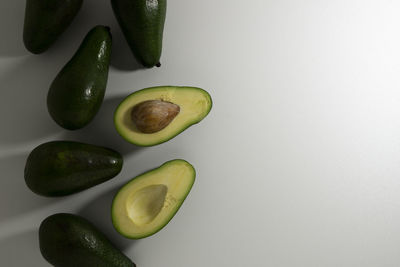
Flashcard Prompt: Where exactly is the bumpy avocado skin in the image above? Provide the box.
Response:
[24,141,123,197]
[47,26,112,130]
[23,0,83,54]
[39,213,136,267]
[111,0,166,68]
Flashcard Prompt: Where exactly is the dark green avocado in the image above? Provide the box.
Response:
[23,0,83,54]
[47,25,112,130]
[39,213,136,267]
[24,141,123,197]
[111,0,166,68]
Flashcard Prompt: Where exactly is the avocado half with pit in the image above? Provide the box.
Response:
[114,86,212,146]
[112,159,195,239]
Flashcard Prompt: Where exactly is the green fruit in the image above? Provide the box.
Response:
[111,0,166,68]
[23,0,83,54]
[24,141,123,197]
[114,86,212,146]
[47,25,112,130]
[39,213,136,267]
[112,159,195,239]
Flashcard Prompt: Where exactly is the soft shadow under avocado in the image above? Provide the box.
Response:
[77,184,136,252]
[62,95,145,156]
[0,153,60,223]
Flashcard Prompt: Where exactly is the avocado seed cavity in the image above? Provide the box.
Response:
[126,184,168,225]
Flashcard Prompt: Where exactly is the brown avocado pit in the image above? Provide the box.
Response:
[114,86,212,146]
[131,100,180,133]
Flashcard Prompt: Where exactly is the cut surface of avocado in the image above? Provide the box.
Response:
[114,86,212,146]
[112,159,195,239]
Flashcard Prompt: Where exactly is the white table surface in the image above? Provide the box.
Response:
[2,0,400,266]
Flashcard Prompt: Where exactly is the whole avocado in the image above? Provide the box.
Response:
[111,0,166,68]
[47,25,112,130]
[24,141,123,197]
[39,213,136,267]
[23,0,83,54]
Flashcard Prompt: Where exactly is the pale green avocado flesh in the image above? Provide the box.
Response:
[114,86,212,146]
[111,159,195,239]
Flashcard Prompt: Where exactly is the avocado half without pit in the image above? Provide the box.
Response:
[112,159,195,239]
[114,86,212,146]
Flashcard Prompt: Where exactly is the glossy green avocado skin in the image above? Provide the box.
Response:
[111,0,166,68]
[39,213,136,267]
[23,0,83,54]
[24,141,123,197]
[47,26,112,130]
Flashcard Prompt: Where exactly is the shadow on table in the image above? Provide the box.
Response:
[0,57,143,154]
[0,153,61,223]
[0,229,47,266]
[0,1,26,57]
[78,183,137,252]
[0,56,63,147]
[62,95,144,156]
